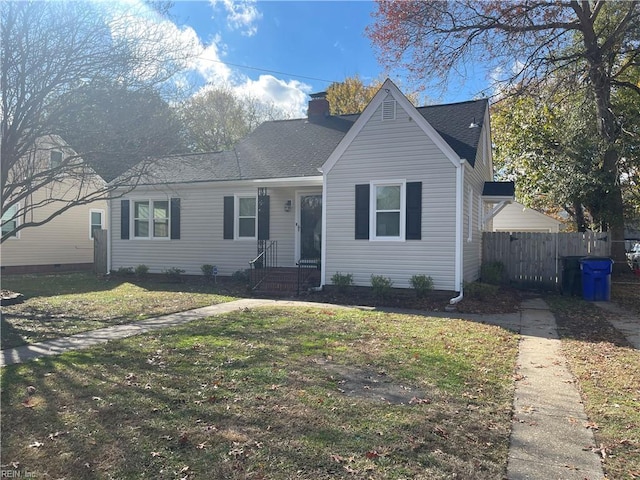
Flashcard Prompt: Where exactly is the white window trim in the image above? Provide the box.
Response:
[1,202,20,240]
[89,208,105,240]
[370,180,406,242]
[131,199,171,240]
[235,195,257,240]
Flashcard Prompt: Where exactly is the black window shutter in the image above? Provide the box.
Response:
[120,199,130,240]
[223,196,234,239]
[257,195,270,240]
[406,181,422,240]
[355,184,370,239]
[170,198,181,240]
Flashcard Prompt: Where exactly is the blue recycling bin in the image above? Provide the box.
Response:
[579,257,613,301]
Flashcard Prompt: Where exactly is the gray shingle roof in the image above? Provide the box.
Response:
[125,98,488,186]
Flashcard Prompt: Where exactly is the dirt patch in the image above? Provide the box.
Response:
[314,357,430,405]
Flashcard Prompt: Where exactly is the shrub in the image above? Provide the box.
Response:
[115,266,134,276]
[135,264,149,278]
[370,274,394,299]
[231,269,249,283]
[331,272,354,293]
[481,261,506,285]
[163,267,185,283]
[201,264,214,278]
[410,274,434,298]
[464,281,499,300]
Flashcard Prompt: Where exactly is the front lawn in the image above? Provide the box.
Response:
[1,273,237,349]
[0,307,519,479]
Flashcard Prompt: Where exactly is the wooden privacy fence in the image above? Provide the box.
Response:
[482,231,610,290]
[93,229,108,275]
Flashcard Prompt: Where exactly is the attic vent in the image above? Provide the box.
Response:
[382,99,396,121]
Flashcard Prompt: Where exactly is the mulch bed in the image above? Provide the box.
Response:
[1,289,24,306]
[290,285,523,314]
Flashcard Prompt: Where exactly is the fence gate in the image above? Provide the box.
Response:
[482,231,610,290]
[93,229,108,275]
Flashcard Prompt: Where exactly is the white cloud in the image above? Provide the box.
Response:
[105,1,309,117]
[233,75,312,118]
[191,37,234,85]
[210,0,262,37]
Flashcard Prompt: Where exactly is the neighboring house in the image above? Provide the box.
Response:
[1,136,108,274]
[492,202,562,233]
[109,79,513,296]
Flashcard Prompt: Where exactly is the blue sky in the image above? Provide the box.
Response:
[152,1,492,116]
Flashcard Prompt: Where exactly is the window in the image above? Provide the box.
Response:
[133,200,170,239]
[121,198,179,240]
[355,182,421,241]
[1,203,19,238]
[50,151,63,168]
[372,182,405,240]
[134,201,149,237]
[153,201,169,237]
[90,209,105,239]
[237,196,256,238]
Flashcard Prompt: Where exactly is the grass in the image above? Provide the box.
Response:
[0,307,519,479]
[546,295,640,480]
[1,273,237,349]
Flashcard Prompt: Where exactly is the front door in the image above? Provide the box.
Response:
[297,193,322,261]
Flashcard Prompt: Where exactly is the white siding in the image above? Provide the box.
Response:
[110,183,300,275]
[325,97,458,291]
[2,141,107,268]
[463,118,495,283]
[493,202,561,233]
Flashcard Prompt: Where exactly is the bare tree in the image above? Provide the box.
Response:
[1,1,195,242]
[369,0,640,268]
[177,85,293,152]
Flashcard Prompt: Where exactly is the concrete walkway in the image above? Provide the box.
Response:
[506,298,605,480]
[3,296,636,480]
[0,298,345,367]
[594,301,640,349]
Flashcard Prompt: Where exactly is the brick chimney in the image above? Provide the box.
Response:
[307,92,330,120]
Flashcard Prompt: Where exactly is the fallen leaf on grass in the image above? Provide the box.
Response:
[28,441,43,448]
[48,431,69,440]
[365,450,380,459]
[585,421,600,430]
[433,426,448,438]
[409,396,431,404]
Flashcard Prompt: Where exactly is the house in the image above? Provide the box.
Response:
[492,202,562,233]
[1,136,108,274]
[108,79,513,299]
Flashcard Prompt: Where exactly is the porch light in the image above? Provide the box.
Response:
[284,200,292,212]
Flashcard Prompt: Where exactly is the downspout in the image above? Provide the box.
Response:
[106,195,112,274]
[450,159,466,304]
[319,167,327,289]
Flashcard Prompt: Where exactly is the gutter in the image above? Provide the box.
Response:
[450,159,466,305]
